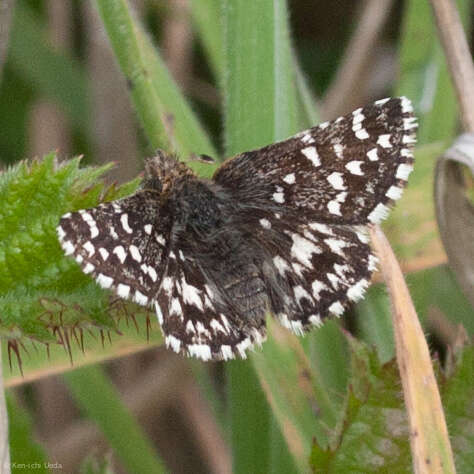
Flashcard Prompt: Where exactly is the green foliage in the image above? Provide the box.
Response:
[1,0,473,472]
[311,339,474,473]
[442,346,474,473]
[64,365,166,473]
[0,153,140,343]
[7,392,49,474]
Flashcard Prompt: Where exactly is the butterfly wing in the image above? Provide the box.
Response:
[57,191,171,305]
[214,97,416,225]
[155,248,266,361]
[249,215,376,333]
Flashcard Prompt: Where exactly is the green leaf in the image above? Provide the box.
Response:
[442,346,474,472]
[221,0,300,472]
[311,338,412,473]
[64,365,167,473]
[7,391,50,474]
[0,154,140,343]
[8,4,90,136]
[95,0,217,168]
[397,0,471,144]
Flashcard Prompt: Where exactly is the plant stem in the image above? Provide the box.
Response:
[370,225,456,474]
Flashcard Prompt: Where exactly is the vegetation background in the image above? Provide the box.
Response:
[0,0,472,472]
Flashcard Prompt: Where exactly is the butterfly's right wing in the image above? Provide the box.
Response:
[57,190,171,306]
[214,97,416,225]
[155,249,267,361]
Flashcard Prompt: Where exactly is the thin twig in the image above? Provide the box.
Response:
[322,0,394,119]
[370,225,455,474]
[430,0,474,132]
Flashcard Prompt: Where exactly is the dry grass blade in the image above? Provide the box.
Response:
[370,225,456,474]
[431,0,474,309]
[430,0,474,132]
[322,0,394,119]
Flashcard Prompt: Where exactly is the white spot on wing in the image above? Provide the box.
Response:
[375,97,390,106]
[113,245,126,263]
[83,263,95,274]
[129,245,142,262]
[221,345,234,360]
[327,200,341,216]
[355,129,369,140]
[345,160,364,176]
[329,301,345,316]
[62,240,75,255]
[120,213,133,233]
[181,277,203,311]
[386,185,403,200]
[166,335,181,353]
[312,280,327,300]
[97,273,113,289]
[347,279,369,301]
[99,248,109,261]
[273,255,290,275]
[283,173,295,184]
[294,285,313,304]
[324,238,348,256]
[134,290,148,306]
[83,241,95,257]
[117,283,130,299]
[144,224,152,235]
[155,301,164,325]
[327,172,346,190]
[368,203,390,223]
[377,134,392,148]
[291,233,322,268]
[188,344,212,361]
[259,218,271,229]
[272,192,285,203]
[367,148,379,161]
[301,146,321,167]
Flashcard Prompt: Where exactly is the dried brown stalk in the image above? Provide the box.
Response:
[370,225,455,474]
[322,0,394,119]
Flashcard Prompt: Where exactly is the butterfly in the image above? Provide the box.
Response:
[57,97,417,361]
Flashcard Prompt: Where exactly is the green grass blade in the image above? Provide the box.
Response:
[8,4,90,135]
[64,365,167,473]
[95,0,217,162]
[221,0,317,471]
[397,0,471,144]
[190,0,224,81]
[7,392,49,474]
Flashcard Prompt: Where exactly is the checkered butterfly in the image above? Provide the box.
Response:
[57,97,417,361]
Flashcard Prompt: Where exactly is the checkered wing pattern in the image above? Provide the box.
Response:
[214,97,416,225]
[155,250,266,361]
[57,97,417,361]
[57,191,171,305]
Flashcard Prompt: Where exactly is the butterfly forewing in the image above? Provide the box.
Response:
[214,97,416,225]
[57,191,171,305]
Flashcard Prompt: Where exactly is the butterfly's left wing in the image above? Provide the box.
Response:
[214,97,416,225]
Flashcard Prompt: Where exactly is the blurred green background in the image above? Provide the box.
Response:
[0,0,473,472]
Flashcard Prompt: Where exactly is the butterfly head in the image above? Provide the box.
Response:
[143,150,193,193]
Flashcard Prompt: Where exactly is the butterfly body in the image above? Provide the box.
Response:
[57,97,417,360]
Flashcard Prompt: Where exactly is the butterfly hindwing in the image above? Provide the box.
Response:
[214,97,416,225]
[156,249,266,361]
[253,216,376,333]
